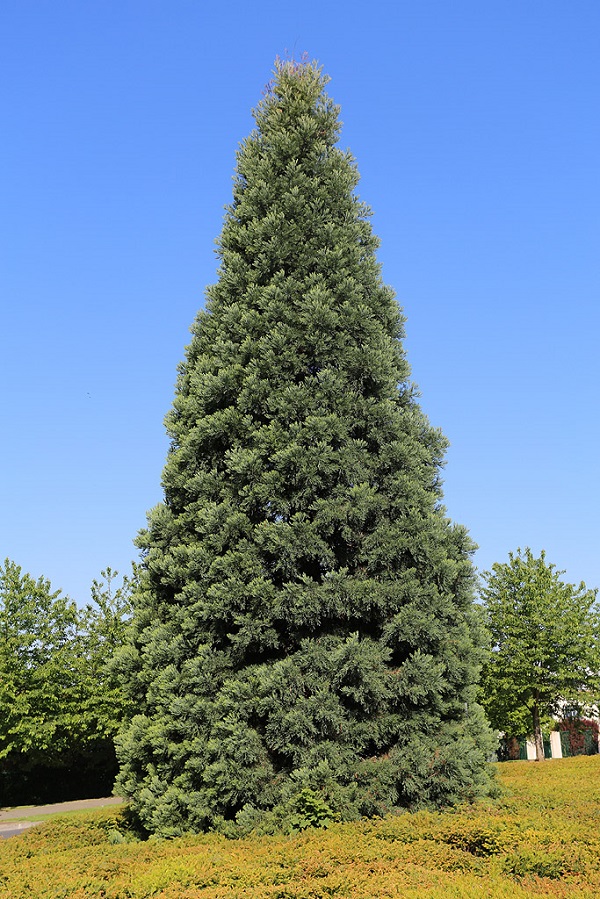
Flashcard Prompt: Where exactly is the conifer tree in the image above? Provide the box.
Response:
[116,58,494,835]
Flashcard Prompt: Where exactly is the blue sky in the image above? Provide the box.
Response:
[2,1,598,602]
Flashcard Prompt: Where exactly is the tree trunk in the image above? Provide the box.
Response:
[532,693,545,761]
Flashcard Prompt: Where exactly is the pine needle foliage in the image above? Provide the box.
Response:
[115,58,494,835]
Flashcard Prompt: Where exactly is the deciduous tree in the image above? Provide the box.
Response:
[0,560,133,803]
[479,548,600,761]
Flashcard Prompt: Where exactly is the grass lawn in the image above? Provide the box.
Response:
[1,755,599,898]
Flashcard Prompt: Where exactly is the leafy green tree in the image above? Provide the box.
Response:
[77,566,136,741]
[0,560,133,803]
[0,559,80,762]
[479,548,600,761]
[115,57,494,836]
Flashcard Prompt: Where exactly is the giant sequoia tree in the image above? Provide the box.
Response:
[116,59,494,835]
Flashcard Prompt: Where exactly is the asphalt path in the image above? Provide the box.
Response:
[0,796,124,839]
[0,821,43,839]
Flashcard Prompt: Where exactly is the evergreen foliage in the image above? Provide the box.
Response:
[479,547,600,760]
[115,58,494,835]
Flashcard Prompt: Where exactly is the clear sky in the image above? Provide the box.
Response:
[2,1,598,603]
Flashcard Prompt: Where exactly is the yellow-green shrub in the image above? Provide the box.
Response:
[1,757,600,898]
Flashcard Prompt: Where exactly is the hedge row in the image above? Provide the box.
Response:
[1,756,599,898]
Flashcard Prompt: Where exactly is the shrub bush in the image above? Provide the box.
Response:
[1,757,600,898]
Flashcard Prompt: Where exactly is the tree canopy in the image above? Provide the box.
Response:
[115,58,494,836]
[479,547,600,761]
[0,559,133,804]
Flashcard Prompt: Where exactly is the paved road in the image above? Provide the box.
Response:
[0,821,43,839]
[0,796,124,839]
